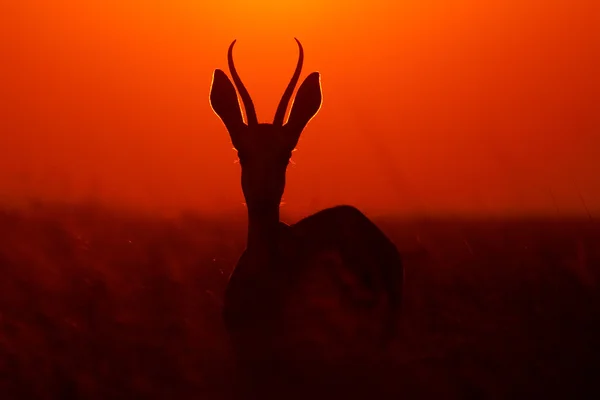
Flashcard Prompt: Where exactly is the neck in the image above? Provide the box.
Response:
[246,202,280,258]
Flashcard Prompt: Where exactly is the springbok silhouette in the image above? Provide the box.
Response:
[209,38,404,391]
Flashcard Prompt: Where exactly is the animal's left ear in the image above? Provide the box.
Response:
[210,69,245,135]
[285,72,322,135]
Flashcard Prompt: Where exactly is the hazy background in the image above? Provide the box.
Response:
[0,0,598,218]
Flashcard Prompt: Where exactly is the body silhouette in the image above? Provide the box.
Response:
[209,39,404,397]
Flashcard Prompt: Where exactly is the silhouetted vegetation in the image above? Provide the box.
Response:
[0,203,598,399]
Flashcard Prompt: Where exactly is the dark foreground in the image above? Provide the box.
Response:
[0,203,598,399]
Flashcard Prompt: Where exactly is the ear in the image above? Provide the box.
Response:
[285,72,322,134]
[209,69,245,134]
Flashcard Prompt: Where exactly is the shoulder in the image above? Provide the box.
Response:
[288,205,399,251]
[291,205,372,232]
[285,205,378,248]
[306,205,367,220]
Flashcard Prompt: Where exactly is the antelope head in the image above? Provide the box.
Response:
[209,38,322,212]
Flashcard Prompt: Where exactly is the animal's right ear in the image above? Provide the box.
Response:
[285,72,322,134]
[209,69,245,133]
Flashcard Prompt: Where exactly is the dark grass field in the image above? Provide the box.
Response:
[0,202,599,399]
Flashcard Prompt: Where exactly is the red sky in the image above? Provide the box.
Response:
[0,1,598,218]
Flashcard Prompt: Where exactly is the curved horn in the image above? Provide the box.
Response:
[273,38,304,126]
[227,40,258,126]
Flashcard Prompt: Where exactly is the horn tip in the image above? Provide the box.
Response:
[293,37,303,53]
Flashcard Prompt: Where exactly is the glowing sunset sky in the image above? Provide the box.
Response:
[0,1,598,217]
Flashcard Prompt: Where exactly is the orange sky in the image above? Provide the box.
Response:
[0,0,598,218]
